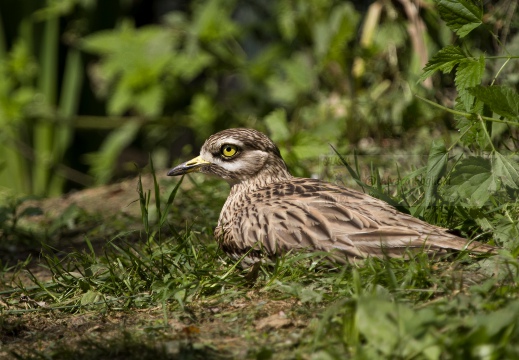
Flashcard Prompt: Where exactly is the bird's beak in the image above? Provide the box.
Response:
[167,156,211,176]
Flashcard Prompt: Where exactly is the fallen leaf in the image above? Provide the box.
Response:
[255,312,292,331]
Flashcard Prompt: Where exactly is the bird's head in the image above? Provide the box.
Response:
[167,128,292,186]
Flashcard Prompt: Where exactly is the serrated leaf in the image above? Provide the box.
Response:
[445,157,497,206]
[493,153,519,189]
[454,98,486,147]
[172,50,214,81]
[420,45,465,80]
[355,297,441,358]
[468,85,519,119]
[81,29,123,55]
[493,213,519,248]
[264,108,290,142]
[455,55,485,111]
[277,0,296,41]
[436,0,483,37]
[476,302,519,337]
[108,82,132,115]
[135,84,164,117]
[424,141,448,209]
[193,0,239,42]
[81,22,175,116]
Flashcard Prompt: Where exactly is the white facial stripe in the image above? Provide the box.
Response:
[214,149,266,171]
[200,138,246,163]
[219,159,247,172]
[218,138,245,148]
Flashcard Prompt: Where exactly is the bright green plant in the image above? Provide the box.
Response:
[2,0,490,194]
[0,2,85,196]
[80,0,453,179]
[4,2,519,358]
[416,0,519,248]
[308,2,519,357]
[333,0,519,250]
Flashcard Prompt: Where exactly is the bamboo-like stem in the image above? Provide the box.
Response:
[33,4,59,195]
[0,18,33,193]
[49,47,84,195]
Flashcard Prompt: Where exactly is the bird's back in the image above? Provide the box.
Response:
[215,178,495,261]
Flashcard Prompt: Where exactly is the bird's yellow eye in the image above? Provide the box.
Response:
[221,144,238,158]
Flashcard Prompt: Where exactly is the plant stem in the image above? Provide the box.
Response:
[491,57,511,86]
[447,122,476,152]
[416,95,519,126]
[49,47,84,195]
[34,6,59,195]
[478,114,496,153]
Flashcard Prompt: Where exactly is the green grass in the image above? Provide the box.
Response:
[1,1,518,357]
[1,158,519,359]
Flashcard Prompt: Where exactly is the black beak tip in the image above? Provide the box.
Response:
[167,168,180,176]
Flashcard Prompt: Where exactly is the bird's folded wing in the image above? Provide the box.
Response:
[227,195,492,258]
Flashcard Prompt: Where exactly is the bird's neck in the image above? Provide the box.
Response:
[219,158,292,229]
[228,158,293,195]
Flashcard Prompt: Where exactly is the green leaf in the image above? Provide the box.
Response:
[455,55,485,111]
[445,157,497,207]
[300,285,323,303]
[468,85,519,119]
[420,45,466,80]
[135,84,164,117]
[454,97,486,146]
[80,290,102,306]
[264,108,290,143]
[189,94,218,138]
[172,49,214,81]
[277,0,297,41]
[159,175,185,228]
[423,141,448,210]
[493,153,519,189]
[82,22,175,116]
[174,289,186,309]
[193,0,239,42]
[85,120,141,184]
[108,82,132,115]
[435,0,483,37]
[355,297,441,359]
[313,3,359,63]
[266,53,316,104]
[476,301,519,337]
[492,212,519,248]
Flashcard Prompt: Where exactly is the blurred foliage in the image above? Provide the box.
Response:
[79,0,440,177]
[0,0,87,195]
[0,0,467,194]
[419,0,519,251]
[0,0,517,194]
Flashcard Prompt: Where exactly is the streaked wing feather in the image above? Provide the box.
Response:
[223,179,494,259]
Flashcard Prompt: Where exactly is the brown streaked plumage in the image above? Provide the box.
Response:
[168,128,496,263]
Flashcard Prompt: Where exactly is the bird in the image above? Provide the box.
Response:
[167,128,496,263]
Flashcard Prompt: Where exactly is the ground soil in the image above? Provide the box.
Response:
[1,174,319,359]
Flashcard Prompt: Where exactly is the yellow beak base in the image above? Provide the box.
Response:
[167,156,211,176]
